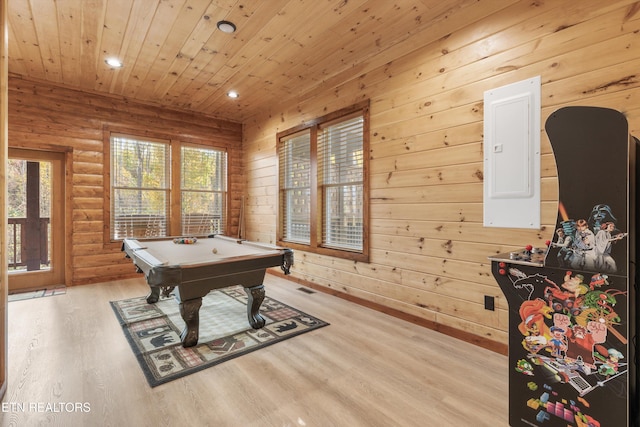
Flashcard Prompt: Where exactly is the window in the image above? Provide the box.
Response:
[180,145,227,236]
[110,136,170,239]
[318,115,365,251]
[277,101,369,261]
[108,134,227,240]
[280,131,311,244]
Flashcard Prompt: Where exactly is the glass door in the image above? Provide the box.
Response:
[7,149,65,292]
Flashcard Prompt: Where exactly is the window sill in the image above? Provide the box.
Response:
[277,240,369,263]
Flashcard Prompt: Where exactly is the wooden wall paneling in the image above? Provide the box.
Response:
[372,144,482,177]
[290,266,508,346]
[539,87,640,131]
[8,78,243,285]
[545,60,640,106]
[310,0,636,152]
[370,235,501,265]
[370,201,482,223]
[370,0,637,117]
[0,0,8,401]
[370,200,558,231]
[398,249,496,286]
[294,248,499,311]
[400,269,504,307]
[270,0,521,119]
[372,103,484,145]
[371,153,556,189]
[369,123,484,161]
[9,0,636,123]
[269,0,528,123]
[241,0,640,347]
[8,78,243,139]
[370,170,557,206]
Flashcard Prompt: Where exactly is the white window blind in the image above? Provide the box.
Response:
[181,146,227,235]
[111,136,170,239]
[279,131,311,244]
[318,115,364,251]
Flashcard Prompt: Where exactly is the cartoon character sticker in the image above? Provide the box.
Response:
[550,204,627,274]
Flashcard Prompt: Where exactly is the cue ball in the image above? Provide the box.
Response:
[212,248,218,254]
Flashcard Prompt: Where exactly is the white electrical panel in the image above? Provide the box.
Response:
[483,76,541,228]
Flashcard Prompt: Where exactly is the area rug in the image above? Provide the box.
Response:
[110,286,328,387]
[8,286,66,302]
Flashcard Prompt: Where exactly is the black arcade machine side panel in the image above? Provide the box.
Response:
[490,107,635,427]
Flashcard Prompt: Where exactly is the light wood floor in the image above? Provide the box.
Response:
[2,275,509,426]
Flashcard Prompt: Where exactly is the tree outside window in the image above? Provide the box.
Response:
[109,134,227,240]
[181,146,227,236]
[110,136,169,239]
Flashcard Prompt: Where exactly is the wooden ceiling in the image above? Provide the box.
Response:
[7,0,483,123]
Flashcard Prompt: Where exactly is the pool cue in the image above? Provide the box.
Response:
[237,195,245,239]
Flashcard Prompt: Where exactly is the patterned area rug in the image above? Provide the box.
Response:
[110,286,328,387]
[8,286,66,302]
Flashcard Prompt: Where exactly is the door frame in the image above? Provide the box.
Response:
[8,148,67,292]
[1,0,8,401]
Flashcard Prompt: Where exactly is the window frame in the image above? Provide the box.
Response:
[276,100,370,262]
[103,130,229,246]
[179,143,228,236]
[109,133,171,240]
[279,128,312,245]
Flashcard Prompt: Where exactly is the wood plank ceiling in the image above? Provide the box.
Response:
[7,0,484,123]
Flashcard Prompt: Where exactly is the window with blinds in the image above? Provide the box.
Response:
[276,101,369,261]
[181,146,227,236]
[318,115,364,251]
[279,131,311,244]
[109,135,228,241]
[110,135,170,239]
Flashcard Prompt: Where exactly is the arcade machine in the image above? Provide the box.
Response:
[489,107,638,426]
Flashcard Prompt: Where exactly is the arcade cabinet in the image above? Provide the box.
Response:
[489,107,638,426]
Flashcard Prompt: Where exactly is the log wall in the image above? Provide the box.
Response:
[242,0,640,349]
[7,77,243,285]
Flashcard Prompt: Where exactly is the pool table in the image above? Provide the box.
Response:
[121,234,293,347]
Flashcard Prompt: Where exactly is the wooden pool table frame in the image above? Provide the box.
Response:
[122,234,293,347]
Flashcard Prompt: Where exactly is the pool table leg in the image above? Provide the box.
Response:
[244,284,266,329]
[146,287,161,304]
[179,298,202,347]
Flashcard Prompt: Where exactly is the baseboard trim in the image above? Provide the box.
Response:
[270,270,508,356]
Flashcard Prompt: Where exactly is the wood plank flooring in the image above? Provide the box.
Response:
[2,275,508,426]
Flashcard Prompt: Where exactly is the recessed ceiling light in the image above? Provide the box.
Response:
[105,58,123,68]
[217,20,236,34]
[227,90,239,99]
